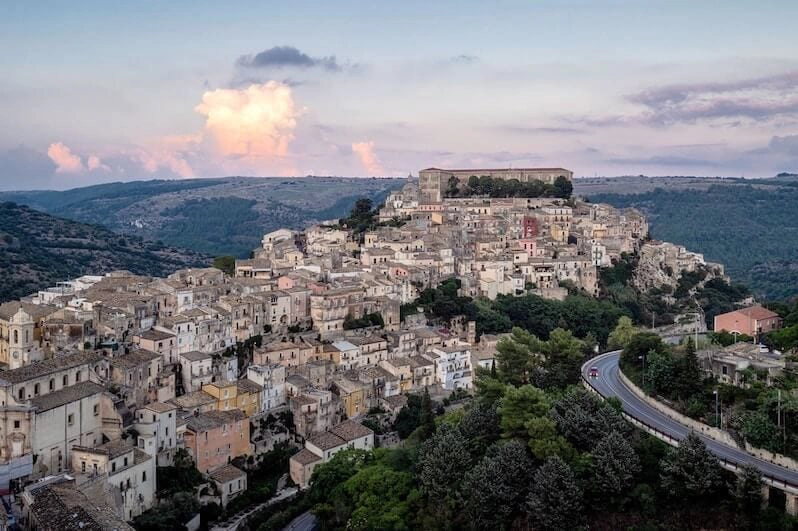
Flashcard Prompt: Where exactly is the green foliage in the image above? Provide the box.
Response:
[449,174,572,199]
[133,491,199,530]
[550,389,630,452]
[462,440,534,529]
[525,456,583,531]
[0,202,208,302]
[160,197,262,256]
[156,448,203,496]
[212,255,236,276]
[343,312,384,329]
[660,433,723,504]
[494,327,585,390]
[608,315,638,349]
[591,184,798,300]
[592,431,641,499]
[497,385,551,438]
[735,463,764,519]
[417,425,472,506]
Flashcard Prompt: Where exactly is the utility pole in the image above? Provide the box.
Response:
[714,389,719,428]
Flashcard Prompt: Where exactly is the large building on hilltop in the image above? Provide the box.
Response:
[418,167,573,203]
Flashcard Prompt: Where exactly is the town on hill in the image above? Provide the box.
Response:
[5,167,797,529]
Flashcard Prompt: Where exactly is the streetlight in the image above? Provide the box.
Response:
[639,354,646,387]
[714,389,719,427]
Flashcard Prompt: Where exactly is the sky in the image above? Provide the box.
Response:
[2,0,798,190]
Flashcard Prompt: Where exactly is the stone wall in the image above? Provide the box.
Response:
[618,368,798,472]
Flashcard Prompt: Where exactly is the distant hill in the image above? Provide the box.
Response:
[586,178,798,301]
[0,202,209,302]
[0,177,405,257]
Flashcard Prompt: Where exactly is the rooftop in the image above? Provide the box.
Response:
[138,328,175,341]
[292,447,323,465]
[329,419,374,442]
[186,409,246,432]
[209,463,247,484]
[168,390,216,409]
[29,482,134,531]
[30,381,105,412]
[0,351,103,385]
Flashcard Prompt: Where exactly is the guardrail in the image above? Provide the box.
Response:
[580,352,798,494]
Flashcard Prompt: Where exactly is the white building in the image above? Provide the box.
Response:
[30,381,108,477]
[247,364,287,412]
[176,351,213,393]
[426,345,473,390]
[134,401,178,466]
[71,439,156,521]
[289,420,374,488]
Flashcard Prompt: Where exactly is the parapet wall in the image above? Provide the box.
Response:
[618,368,798,472]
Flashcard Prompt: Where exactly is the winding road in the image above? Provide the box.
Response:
[583,350,798,491]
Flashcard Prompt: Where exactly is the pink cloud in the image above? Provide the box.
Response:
[195,82,300,165]
[47,142,84,173]
[351,140,383,175]
[87,155,110,171]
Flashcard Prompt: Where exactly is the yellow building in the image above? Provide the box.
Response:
[202,380,262,417]
[331,377,368,419]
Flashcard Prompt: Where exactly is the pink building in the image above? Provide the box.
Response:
[714,305,782,339]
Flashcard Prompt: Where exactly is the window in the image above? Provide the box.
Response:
[13,330,18,344]
[68,413,74,426]
[142,471,147,482]
[49,379,55,391]
[13,420,20,429]
[18,388,25,400]
[75,371,82,382]
[63,375,68,386]
[81,461,86,472]
[112,462,116,472]
[93,404,99,416]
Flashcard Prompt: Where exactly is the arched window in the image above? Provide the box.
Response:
[49,379,55,391]
[13,330,18,344]
[18,387,25,400]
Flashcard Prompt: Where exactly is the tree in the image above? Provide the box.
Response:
[675,337,702,400]
[495,328,542,386]
[735,463,764,519]
[458,402,501,458]
[463,441,534,529]
[212,255,236,276]
[608,315,638,350]
[525,456,583,531]
[497,385,550,439]
[540,328,585,389]
[553,175,573,199]
[418,387,436,440]
[592,431,641,500]
[417,425,472,506]
[343,464,418,530]
[550,389,629,452]
[660,433,723,503]
[445,176,460,198]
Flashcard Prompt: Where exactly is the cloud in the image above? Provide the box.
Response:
[627,69,798,125]
[47,142,85,173]
[236,45,342,72]
[450,54,478,64]
[767,134,798,157]
[607,155,721,167]
[495,125,584,135]
[195,82,301,164]
[352,141,384,175]
[87,155,110,171]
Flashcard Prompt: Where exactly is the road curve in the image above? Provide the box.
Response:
[583,350,798,489]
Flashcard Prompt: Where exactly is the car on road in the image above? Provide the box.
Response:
[589,366,599,378]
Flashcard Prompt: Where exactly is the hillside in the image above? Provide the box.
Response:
[0,177,405,257]
[0,202,209,302]
[586,178,798,300]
